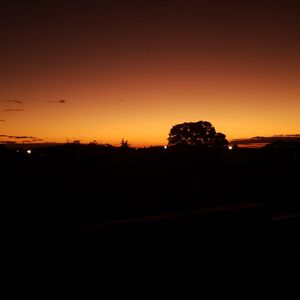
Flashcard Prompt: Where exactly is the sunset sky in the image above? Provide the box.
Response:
[0,0,299,146]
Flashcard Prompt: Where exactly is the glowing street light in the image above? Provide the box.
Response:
[228,146,233,150]
[27,149,32,154]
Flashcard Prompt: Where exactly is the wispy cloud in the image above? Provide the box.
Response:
[0,141,16,144]
[0,135,36,139]
[0,134,44,144]
[0,96,39,102]
[4,108,24,112]
[0,119,5,122]
[46,99,67,104]
[21,138,44,143]
[232,135,300,145]
[7,99,23,104]
[31,138,43,142]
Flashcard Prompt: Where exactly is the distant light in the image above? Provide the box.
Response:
[16,150,19,153]
[164,146,167,150]
[27,150,32,154]
[228,146,233,150]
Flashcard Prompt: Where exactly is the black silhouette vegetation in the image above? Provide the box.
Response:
[120,138,130,149]
[0,125,300,297]
[168,120,228,148]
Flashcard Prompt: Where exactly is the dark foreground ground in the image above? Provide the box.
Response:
[0,143,299,297]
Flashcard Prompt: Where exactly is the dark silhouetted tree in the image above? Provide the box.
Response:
[89,140,98,146]
[168,120,228,148]
[120,138,130,149]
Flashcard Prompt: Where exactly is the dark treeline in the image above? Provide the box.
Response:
[1,141,299,236]
[1,141,300,297]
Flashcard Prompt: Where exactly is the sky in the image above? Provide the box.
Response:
[0,0,299,146]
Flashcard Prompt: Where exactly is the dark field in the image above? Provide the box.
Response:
[0,143,299,297]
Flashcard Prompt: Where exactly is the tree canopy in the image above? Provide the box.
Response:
[168,120,228,148]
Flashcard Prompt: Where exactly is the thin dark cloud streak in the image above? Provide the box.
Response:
[22,138,44,143]
[7,100,23,104]
[0,141,16,144]
[0,134,44,144]
[4,109,24,112]
[0,135,36,139]
[45,100,67,104]
[233,135,300,144]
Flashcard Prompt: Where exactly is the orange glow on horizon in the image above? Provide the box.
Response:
[0,1,299,146]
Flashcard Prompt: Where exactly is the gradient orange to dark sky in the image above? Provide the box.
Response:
[0,0,299,146]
